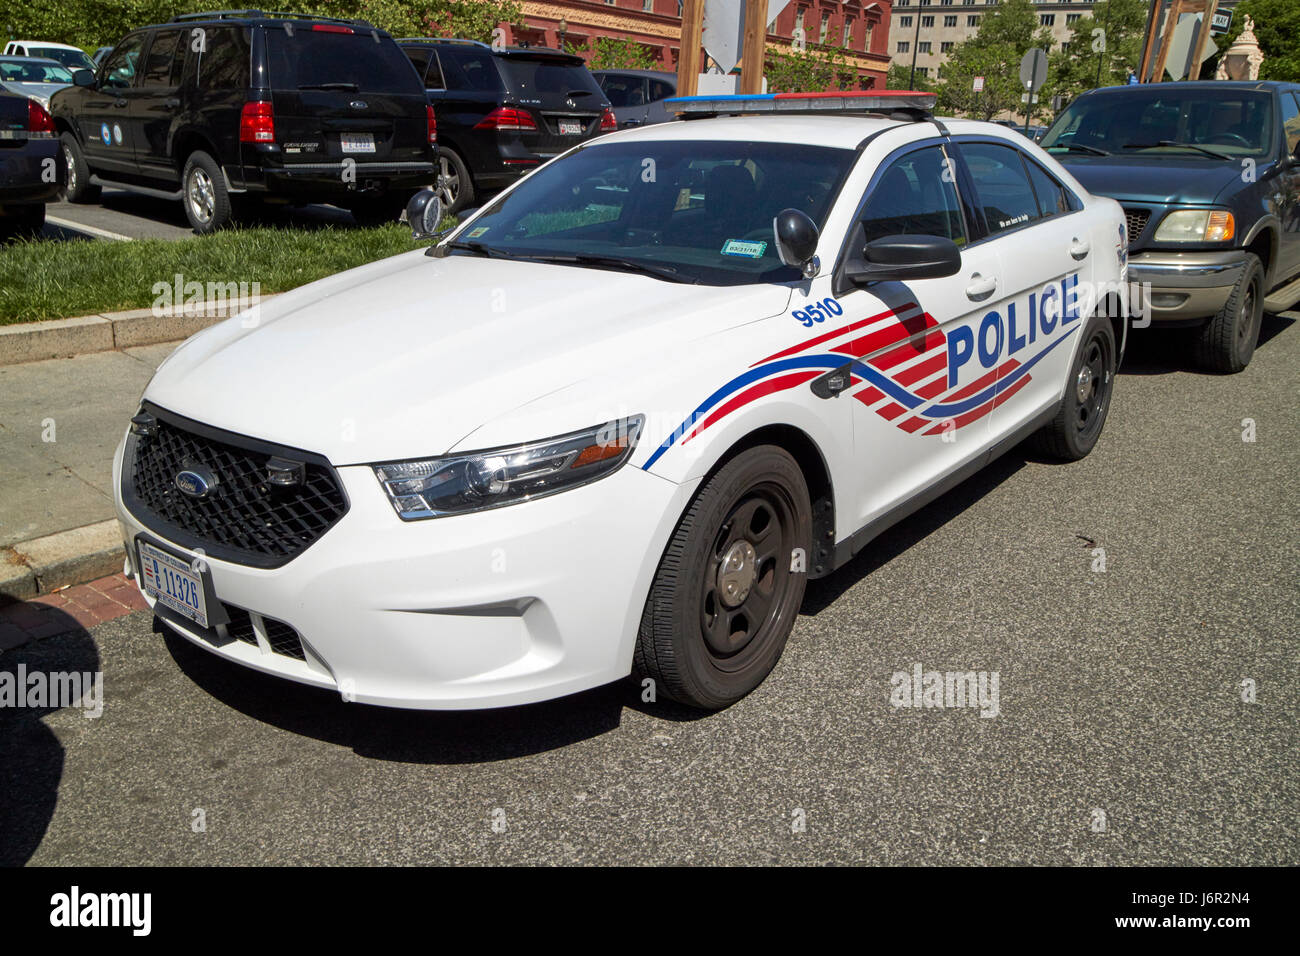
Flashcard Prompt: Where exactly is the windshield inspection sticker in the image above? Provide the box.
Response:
[467,226,490,238]
[721,239,767,258]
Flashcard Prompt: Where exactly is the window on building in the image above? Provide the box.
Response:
[643,0,654,10]
[1041,13,1055,25]
[917,41,932,53]
[897,41,910,53]
[1066,13,1081,22]
[940,41,953,52]
[900,15,912,27]
[944,15,957,26]
[820,12,830,43]
[921,15,934,26]
[967,15,980,26]
[843,18,853,46]
[917,66,930,77]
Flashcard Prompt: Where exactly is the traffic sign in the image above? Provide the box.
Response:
[1211,8,1233,35]
[973,75,984,92]
[1019,48,1047,90]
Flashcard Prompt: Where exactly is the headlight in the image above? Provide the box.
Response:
[373,415,644,520]
[1154,209,1235,243]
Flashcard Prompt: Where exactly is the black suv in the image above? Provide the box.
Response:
[1042,81,1300,372]
[399,39,613,213]
[50,10,436,232]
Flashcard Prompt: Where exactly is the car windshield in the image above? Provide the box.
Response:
[30,46,93,71]
[449,140,855,286]
[1041,88,1275,159]
[0,59,73,83]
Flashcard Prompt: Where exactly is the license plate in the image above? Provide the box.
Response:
[138,539,209,628]
[341,132,375,153]
[558,120,583,136]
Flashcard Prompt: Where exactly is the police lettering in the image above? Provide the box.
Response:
[948,274,1081,387]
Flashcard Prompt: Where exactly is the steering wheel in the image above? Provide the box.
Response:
[1207,133,1251,148]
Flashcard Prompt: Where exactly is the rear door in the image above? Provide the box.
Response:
[263,24,428,171]
[496,50,605,155]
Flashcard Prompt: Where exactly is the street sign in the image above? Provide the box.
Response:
[1211,8,1233,35]
[1020,93,1040,104]
[1019,48,1047,90]
[702,0,791,74]
[973,75,984,92]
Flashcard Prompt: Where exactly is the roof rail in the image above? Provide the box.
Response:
[170,9,373,27]
[395,37,489,48]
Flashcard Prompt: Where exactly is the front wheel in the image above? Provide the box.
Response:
[635,445,811,710]
[181,150,232,234]
[1031,312,1117,461]
[1195,252,1263,374]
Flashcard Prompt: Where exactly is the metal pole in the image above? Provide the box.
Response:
[907,8,922,88]
[1096,0,1110,87]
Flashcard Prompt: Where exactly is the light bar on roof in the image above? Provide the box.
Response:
[666,89,936,117]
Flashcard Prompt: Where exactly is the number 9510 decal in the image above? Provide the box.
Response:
[792,297,844,327]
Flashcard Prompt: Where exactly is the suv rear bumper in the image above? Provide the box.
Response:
[1127,250,1246,324]
[235,160,435,198]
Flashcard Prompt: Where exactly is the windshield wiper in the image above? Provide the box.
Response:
[1052,143,1110,156]
[298,82,359,91]
[1122,141,1233,160]
[515,253,697,283]
[445,240,508,258]
[566,89,594,98]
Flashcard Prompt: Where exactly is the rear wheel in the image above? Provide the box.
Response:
[1031,312,1117,461]
[1194,252,1263,374]
[433,149,473,215]
[181,150,232,234]
[59,131,100,203]
[635,446,811,710]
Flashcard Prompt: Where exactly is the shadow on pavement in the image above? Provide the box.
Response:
[0,615,100,867]
[1119,312,1293,376]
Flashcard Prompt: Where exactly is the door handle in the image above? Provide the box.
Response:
[1069,237,1091,260]
[113,99,128,108]
[164,97,180,108]
[966,273,998,301]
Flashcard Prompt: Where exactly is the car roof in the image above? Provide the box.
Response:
[161,11,382,31]
[9,40,83,50]
[591,69,676,80]
[0,56,65,65]
[399,38,580,60]
[1080,80,1299,95]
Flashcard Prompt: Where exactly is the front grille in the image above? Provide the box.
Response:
[1123,208,1151,245]
[223,605,307,660]
[124,403,348,568]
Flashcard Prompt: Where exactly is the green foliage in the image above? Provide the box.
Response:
[1046,0,1145,110]
[764,44,858,93]
[1218,0,1300,82]
[580,35,658,71]
[935,0,1055,120]
[886,62,932,93]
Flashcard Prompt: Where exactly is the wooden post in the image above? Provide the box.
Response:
[1138,0,1164,83]
[1189,0,1216,80]
[739,0,769,95]
[1150,0,1186,84]
[677,0,704,97]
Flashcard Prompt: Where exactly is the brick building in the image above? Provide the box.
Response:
[497,1,893,88]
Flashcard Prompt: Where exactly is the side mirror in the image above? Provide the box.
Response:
[773,208,820,278]
[406,188,443,239]
[72,69,95,88]
[845,234,962,284]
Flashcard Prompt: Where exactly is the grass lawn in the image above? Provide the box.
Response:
[0,224,429,325]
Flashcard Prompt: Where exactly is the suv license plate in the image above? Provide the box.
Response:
[341,133,375,153]
[558,120,582,135]
[138,539,210,628]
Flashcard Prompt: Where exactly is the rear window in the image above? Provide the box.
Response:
[499,56,602,100]
[439,48,501,92]
[265,28,422,93]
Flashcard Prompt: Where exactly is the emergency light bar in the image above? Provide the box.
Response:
[666,89,936,120]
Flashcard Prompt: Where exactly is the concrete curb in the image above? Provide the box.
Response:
[0,295,273,366]
[0,520,124,603]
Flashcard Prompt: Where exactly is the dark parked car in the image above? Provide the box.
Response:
[1042,81,1300,372]
[399,38,613,213]
[49,11,436,232]
[592,68,676,128]
[0,87,61,240]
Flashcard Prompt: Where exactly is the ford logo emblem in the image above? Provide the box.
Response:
[350,99,367,110]
[175,467,217,499]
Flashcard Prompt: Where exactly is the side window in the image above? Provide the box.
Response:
[195,27,249,91]
[139,31,181,88]
[1281,92,1300,157]
[404,47,431,85]
[1024,158,1072,218]
[425,51,445,90]
[441,49,502,92]
[858,146,966,246]
[960,142,1041,235]
[101,34,147,89]
[648,79,674,102]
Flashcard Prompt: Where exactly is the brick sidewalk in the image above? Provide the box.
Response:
[0,573,146,652]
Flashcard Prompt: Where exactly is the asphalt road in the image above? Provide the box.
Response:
[3,317,1297,866]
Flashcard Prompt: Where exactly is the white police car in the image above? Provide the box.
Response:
[113,92,1128,711]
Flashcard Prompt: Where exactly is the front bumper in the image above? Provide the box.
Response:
[1127,249,1245,324]
[113,431,691,710]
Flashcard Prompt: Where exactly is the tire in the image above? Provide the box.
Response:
[635,445,812,710]
[433,148,473,215]
[181,150,232,234]
[1031,311,1118,462]
[1194,252,1263,374]
[59,131,100,203]
[0,204,45,242]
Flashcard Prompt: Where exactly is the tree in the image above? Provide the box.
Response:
[886,62,932,92]
[764,44,858,93]
[935,0,1054,120]
[1217,0,1300,82]
[581,36,658,71]
[1049,0,1146,103]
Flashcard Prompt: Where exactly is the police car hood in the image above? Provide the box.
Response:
[144,249,793,465]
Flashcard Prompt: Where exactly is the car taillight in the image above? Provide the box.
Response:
[474,107,536,132]
[426,105,437,145]
[27,99,55,136]
[239,101,275,143]
[599,107,617,132]
[312,23,354,33]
